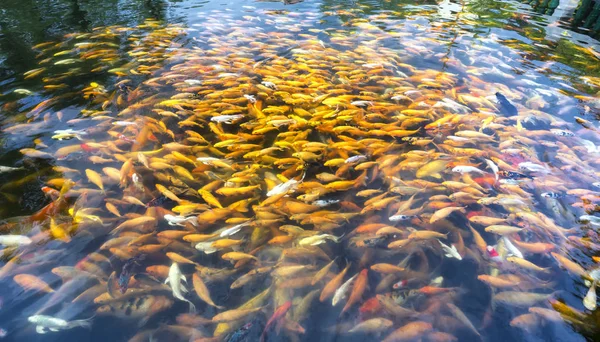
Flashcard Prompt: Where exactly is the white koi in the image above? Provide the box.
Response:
[0,166,24,173]
[345,155,367,163]
[195,242,218,254]
[165,262,196,313]
[518,162,550,174]
[261,81,277,89]
[211,114,244,124]
[312,199,340,207]
[438,240,462,260]
[243,94,257,103]
[332,273,358,306]
[266,179,300,197]
[0,235,32,247]
[298,233,343,246]
[219,222,251,237]
[502,237,524,259]
[485,159,499,180]
[164,214,198,227]
[452,166,486,174]
[584,281,597,311]
[28,315,91,334]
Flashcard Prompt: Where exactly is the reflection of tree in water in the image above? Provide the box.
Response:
[524,0,561,15]
[522,0,600,37]
[319,0,438,20]
[145,0,168,19]
[67,0,91,30]
[570,0,600,34]
[0,0,169,78]
[255,0,305,4]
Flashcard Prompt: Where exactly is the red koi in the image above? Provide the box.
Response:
[147,132,158,142]
[359,297,381,316]
[487,246,503,263]
[29,201,63,222]
[418,286,458,295]
[41,186,60,201]
[80,143,95,152]
[392,279,408,289]
[466,210,485,219]
[260,301,292,342]
[472,176,496,187]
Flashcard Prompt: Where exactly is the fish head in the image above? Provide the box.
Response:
[96,305,112,315]
[117,274,129,293]
[516,221,528,228]
[28,315,41,323]
[392,280,408,289]
[486,246,499,258]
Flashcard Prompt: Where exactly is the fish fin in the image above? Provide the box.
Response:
[137,317,150,328]
[275,318,285,335]
[188,301,196,314]
[135,273,159,283]
[540,281,556,288]
[36,326,47,334]
[164,277,170,285]
[68,318,93,329]
[107,272,118,297]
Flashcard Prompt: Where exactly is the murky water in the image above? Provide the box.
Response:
[0,0,599,341]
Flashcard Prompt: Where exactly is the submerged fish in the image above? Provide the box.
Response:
[0,10,597,342]
[118,255,145,293]
[0,235,32,247]
[0,166,24,173]
[28,315,92,334]
[166,262,196,313]
[96,295,173,324]
[496,92,518,116]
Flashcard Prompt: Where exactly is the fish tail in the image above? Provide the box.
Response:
[259,329,268,342]
[68,317,94,329]
[188,301,196,314]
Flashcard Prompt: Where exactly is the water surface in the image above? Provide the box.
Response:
[0,0,599,342]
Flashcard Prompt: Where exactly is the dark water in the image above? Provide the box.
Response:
[0,0,599,342]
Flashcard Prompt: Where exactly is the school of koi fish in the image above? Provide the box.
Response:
[0,3,600,342]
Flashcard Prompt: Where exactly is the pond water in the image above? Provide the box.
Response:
[0,0,599,341]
